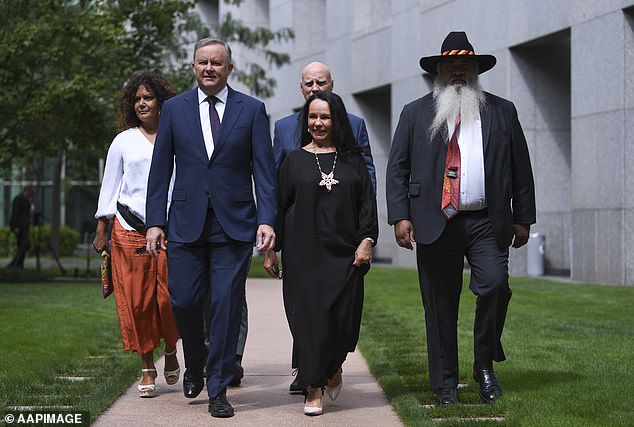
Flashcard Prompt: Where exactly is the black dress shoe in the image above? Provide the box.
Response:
[289,369,304,394]
[209,392,234,418]
[183,370,204,399]
[229,357,244,387]
[436,387,457,405]
[473,366,502,403]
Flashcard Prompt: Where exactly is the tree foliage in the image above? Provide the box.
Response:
[0,0,126,168]
[0,0,294,171]
[0,0,293,254]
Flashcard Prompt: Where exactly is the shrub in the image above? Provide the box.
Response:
[0,227,13,257]
[0,225,80,257]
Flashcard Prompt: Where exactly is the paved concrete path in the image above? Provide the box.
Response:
[94,278,402,426]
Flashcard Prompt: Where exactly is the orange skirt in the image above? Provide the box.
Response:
[110,218,179,354]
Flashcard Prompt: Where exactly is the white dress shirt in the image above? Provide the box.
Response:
[198,86,228,159]
[447,115,487,211]
[95,128,173,230]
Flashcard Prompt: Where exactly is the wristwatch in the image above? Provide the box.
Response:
[364,237,375,244]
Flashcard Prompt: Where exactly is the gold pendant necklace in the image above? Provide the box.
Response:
[314,150,339,191]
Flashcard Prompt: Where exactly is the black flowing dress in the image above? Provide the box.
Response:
[277,148,378,388]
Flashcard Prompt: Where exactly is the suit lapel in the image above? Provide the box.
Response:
[293,112,302,149]
[210,86,244,163]
[480,96,492,153]
[181,89,209,160]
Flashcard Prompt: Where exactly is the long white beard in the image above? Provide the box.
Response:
[429,77,486,141]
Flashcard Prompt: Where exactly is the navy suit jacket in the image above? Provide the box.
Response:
[386,92,536,248]
[146,86,277,244]
[273,111,377,192]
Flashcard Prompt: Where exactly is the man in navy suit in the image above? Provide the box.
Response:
[386,32,535,405]
[145,38,276,418]
[273,62,377,394]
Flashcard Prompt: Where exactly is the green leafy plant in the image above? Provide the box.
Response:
[0,226,79,257]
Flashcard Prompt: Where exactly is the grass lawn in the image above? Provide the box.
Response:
[2,260,633,426]
[0,282,141,424]
[359,267,634,426]
[0,257,273,423]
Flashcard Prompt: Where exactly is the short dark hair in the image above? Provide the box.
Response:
[117,71,176,131]
[300,91,361,156]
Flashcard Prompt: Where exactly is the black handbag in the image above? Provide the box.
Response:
[116,202,145,231]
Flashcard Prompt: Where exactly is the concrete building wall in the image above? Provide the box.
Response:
[221,0,634,285]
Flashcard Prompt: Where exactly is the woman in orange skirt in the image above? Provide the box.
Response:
[93,71,180,398]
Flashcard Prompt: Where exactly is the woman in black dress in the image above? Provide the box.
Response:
[264,91,378,416]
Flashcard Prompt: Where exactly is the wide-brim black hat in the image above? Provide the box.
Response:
[419,31,496,75]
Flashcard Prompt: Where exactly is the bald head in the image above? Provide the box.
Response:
[300,62,334,100]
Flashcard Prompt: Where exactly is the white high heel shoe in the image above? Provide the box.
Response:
[304,386,324,416]
[138,368,157,398]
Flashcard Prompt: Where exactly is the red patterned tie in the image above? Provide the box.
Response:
[441,116,461,219]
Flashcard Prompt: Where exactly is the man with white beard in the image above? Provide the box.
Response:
[386,32,535,405]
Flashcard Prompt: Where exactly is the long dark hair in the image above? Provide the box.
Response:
[116,71,176,132]
[300,91,362,156]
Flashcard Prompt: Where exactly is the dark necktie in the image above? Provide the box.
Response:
[207,96,221,143]
[441,116,461,220]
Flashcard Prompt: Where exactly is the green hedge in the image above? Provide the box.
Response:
[0,225,80,257]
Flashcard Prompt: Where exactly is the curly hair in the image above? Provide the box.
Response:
[116,71,176,132]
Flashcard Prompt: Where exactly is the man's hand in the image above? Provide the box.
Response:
[512,224,530,248]
[256,224,275,252]
[146,226,166,257]
[394,220,415,250]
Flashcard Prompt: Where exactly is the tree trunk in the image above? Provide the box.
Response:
[50,150,65,273]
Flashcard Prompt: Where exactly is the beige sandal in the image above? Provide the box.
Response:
[163,348,180,386]
[138,368,157,398]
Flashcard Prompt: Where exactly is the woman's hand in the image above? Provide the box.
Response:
[93,232,108,253]
[93,217,109,253]
[353,239,373,267]
[263,248,280,278]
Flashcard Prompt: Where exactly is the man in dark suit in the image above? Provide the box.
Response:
[7,185,35,269]
[386,32,536,405]
[145,38,277,418]
[273,62,377,394]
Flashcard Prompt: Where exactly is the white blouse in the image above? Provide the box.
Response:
[95,127,172,231]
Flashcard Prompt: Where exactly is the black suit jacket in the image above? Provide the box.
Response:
[386,91,536,248]
[10,193,31,230]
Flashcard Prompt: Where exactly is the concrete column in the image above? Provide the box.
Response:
[570,11,628,284]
